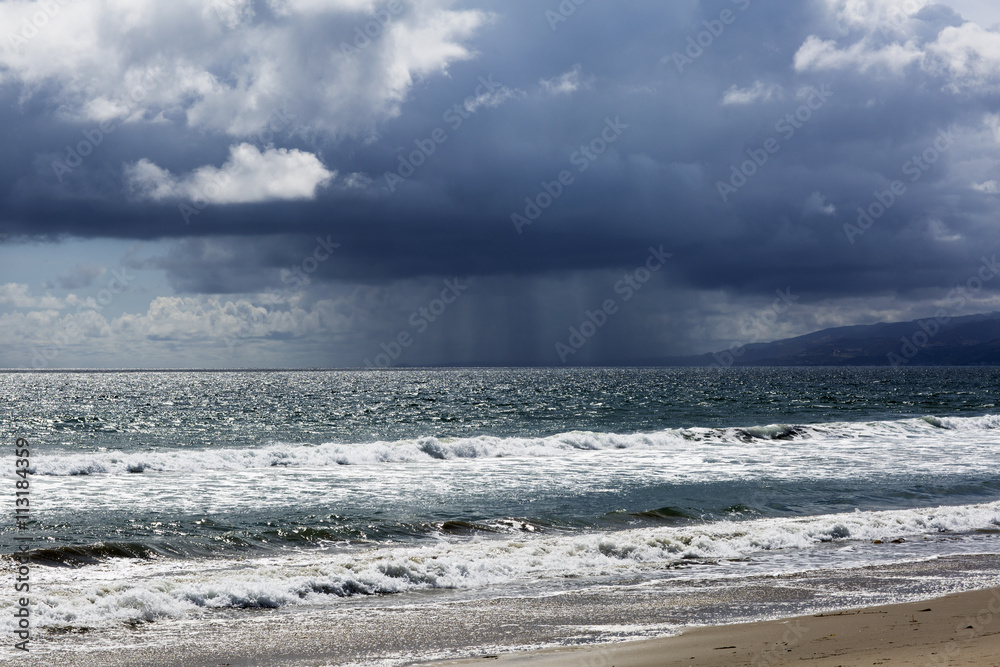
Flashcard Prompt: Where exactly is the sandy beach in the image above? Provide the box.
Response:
[11,562,1000,666]
[432,586,1000,667]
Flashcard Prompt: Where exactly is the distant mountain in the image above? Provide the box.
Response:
[662,312,1000,367]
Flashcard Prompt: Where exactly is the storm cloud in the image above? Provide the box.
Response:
[2,0,1000,367]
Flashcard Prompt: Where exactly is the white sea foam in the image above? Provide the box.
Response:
[22,414,1000,477]
[939,414,1000,430]
[7,499,1000,631]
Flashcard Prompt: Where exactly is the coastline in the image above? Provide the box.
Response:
[16,555,1000,666]
[429,586,1000,667]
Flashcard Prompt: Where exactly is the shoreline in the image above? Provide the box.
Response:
[428,586,1000,667]
[14,555,1000,666]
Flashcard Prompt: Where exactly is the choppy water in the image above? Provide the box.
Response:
[2,367,1000,663]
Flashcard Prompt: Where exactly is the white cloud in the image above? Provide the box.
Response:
[0,0,489,137]
[972,179,999,193]
[818,0,932,32]
[984,113,1000,142]
[803,191,836,216]
[268,0,379,16]
[540,64,591,96]
[125,144,335,203]
[462,84,523,115]
[926,22,1000,88]
[927,218,962,242]
[113,296,325,341]
[0,283,70,309]
[793,35,922,74]
[796,1,1000,90]
[2,293,351,353]
[721,81,781,106]
[0,287,373,367]
[210,0,256,29]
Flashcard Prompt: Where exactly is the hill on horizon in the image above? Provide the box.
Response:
[660,312,1000,367]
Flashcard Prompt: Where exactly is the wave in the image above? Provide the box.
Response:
[19,413,1000,476]
[735,424,807,441]
[21,542,180,567]
[13,518,551,567]
[7,499,1000,631]
[937,414,1000,430]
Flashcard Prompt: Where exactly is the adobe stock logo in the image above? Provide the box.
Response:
[339,0,405,56]
[384,75,505,193]
[364,278,469,368]
[888,255,999,366]
[712,288,798,368]
[31,267,135,368]
[668,0,752,74]
[716,85,832,202]
[844,128,956,244]
[512,117,628,234]
[555,246,671,363]
[51,67,165,183]
[280,236,340,289]
[545,0,587,31]
[5,0,75,48]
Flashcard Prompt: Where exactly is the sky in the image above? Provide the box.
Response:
[2,0,1000,368]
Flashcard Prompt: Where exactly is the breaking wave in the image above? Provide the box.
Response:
[7,499,1000,630]
[23,414,1000,476]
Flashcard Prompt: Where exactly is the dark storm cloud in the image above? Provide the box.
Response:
[3,0,1000,362]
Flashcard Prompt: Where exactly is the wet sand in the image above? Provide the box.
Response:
[432,586,1000,666]
[15,557,1000,666]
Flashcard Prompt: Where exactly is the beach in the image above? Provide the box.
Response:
[432,586,1000,667]
[10,555,1000,666]
[11,578,1000,665]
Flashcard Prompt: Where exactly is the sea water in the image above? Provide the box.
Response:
[2,367,1000,663]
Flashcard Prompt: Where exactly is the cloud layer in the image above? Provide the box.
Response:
[2,0,1000,367]
[1,0,488,136]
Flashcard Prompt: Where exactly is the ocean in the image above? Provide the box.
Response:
[3,367,1000,665]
